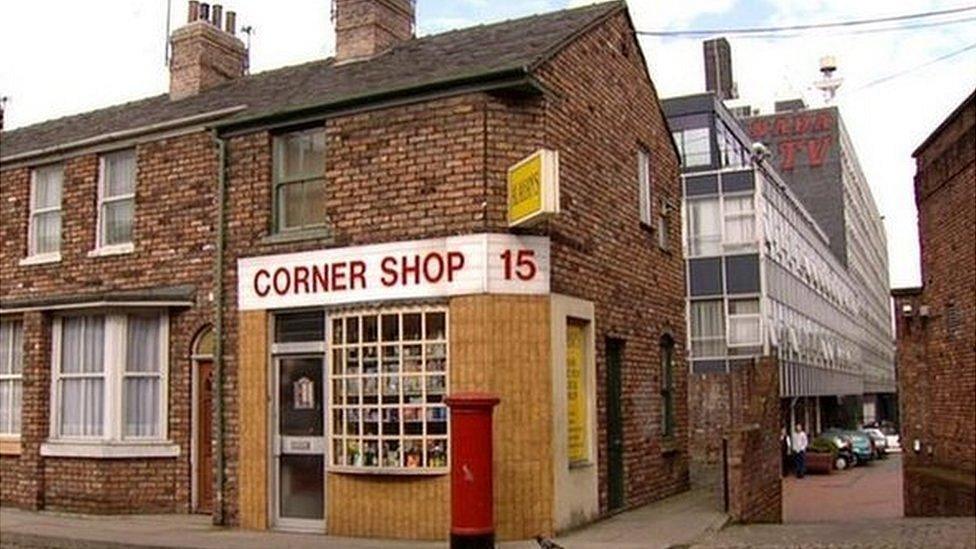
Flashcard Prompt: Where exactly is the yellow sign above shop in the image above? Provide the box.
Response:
[507,149,559,227]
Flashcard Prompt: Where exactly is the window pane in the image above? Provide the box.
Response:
[277,182,304,230]
[275,311,324,343]
[0,381,10,433]
[687,198,721,256]
[60,378,104,437]
[124,377,160,437]
[11,380,22,434]
[62,317,105,374]
[690,300,724,357]
[32,211,62,255]
[729,299,759,315]
[104,150,136,197]
[126,315,161,373]
[0,322,10,375]
[10,321,23,374]
[102,198,134,245]
[730,317,761,346]
[277,131,325,180]
[683,127,711,167]
[303,179,328,227]
[34,165,63,209]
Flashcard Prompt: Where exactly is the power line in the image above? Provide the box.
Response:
[852,41,976,92]
[727,15,976,40]
[635,5,976,37]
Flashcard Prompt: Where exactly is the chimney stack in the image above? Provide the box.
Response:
[169,1,247,100]
[333,0,415,64]
[703,38,737,101]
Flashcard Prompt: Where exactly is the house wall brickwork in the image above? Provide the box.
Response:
[0,131,217,513]
[895,91,976,518]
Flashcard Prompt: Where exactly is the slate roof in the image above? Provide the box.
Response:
[1,1,621,160]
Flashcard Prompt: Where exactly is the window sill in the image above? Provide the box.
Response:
[88,243,135,258]
[19,253,61,266]
[661,438,681,456]
[329,466,448,476]
[40,440,180,458]
[569,459,595,470]
[260,228,334,245]
[0,436,22,456]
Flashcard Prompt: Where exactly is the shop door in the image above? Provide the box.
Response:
[606,338,625,511]
[273,356,325,531]
[195,360,213,514]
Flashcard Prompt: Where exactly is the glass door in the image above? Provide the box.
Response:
[273,356,325,531]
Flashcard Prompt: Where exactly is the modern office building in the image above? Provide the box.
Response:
[664,90,896,463]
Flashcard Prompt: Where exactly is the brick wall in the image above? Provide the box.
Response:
[725,356,782,524]
[535,9,689,511]
[0,131,217,512]
[895,93,975,518]
[688,373,731,466]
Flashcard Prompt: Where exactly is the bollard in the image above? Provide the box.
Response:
[445,393,500,549]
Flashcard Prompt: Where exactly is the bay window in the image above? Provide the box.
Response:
[0,320,24,436]
[97,149,136,250]
[690,300,725,358]
[50,312,168,444]
[28,164,64,259]
[329,308,448,472]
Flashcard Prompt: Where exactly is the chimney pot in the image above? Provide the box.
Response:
[170,2,247,100]
[225,10,236,34]
[188,0,200,22]
[199,2,210,23]
[212,4,222,27]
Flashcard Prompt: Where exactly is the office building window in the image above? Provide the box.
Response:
[672,127,711,167]
[28,165,64,258]
[728,298,761,346]
[690,300,725,357]
[687,197,721,256]
[723,194,755,249]
[274,129,327,232]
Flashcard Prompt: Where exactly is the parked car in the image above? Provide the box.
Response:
[823,428,873,465]
[812,432,855,470]
[862,427,888,459]
[865,421,901,452]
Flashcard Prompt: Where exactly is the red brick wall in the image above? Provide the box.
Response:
[688,373,732,466]
[535,9,689,510]
[0,131,217,512]
[896,93,975,517]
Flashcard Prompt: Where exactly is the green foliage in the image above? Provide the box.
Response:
[809,436,839,456]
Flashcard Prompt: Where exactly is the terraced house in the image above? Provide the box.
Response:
[0,0,688,541]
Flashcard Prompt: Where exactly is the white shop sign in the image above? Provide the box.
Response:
[237,233,550,311]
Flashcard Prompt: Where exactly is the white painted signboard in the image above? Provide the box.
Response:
[237,233,550,311]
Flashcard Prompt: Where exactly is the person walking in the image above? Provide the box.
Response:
[791,423,808,479]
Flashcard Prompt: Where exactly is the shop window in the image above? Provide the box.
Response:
[686,197,721,257]
[0,320,24,436]
[659,335,675,438]
[51,312,168,440]
[329,308,448,472]
[638,148,652,225]
[97,149,136,249]
[566,319,589,464]
[28,164,63,258]
[690,300,725,358]
[273,129,327,233]
[728,298,761,346]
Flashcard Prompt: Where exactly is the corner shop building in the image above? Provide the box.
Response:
[0,1,688,541]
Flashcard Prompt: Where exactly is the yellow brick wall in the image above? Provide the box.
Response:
[238,310,269,530]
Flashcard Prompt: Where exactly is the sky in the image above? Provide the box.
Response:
[1,1,974,288]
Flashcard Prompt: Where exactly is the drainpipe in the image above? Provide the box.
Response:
[212,131,228,526]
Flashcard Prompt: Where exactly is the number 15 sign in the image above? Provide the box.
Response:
[237,233,550,311]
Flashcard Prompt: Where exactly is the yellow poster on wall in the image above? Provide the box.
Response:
[566,321,588,463]
[507,149,559,227]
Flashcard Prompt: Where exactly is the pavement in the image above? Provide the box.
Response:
[0,483,727,549]
[783,451,904,523]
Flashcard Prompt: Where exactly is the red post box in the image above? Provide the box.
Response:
[445,392,500,549]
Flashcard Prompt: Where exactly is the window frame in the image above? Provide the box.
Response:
[327,306,449,475]
[722,193,757,251]
[659,335,675,438]
[638,147,652,226]
[95,149,137,253]
[689,299,726,359]
[27,164,64,261]
[272,128,328,234]
[0,319,24,437]
[49,312,169,443]
[727,297,762,347]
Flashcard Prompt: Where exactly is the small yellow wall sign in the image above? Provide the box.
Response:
[507,149,559,227]
[566,321,588,464]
